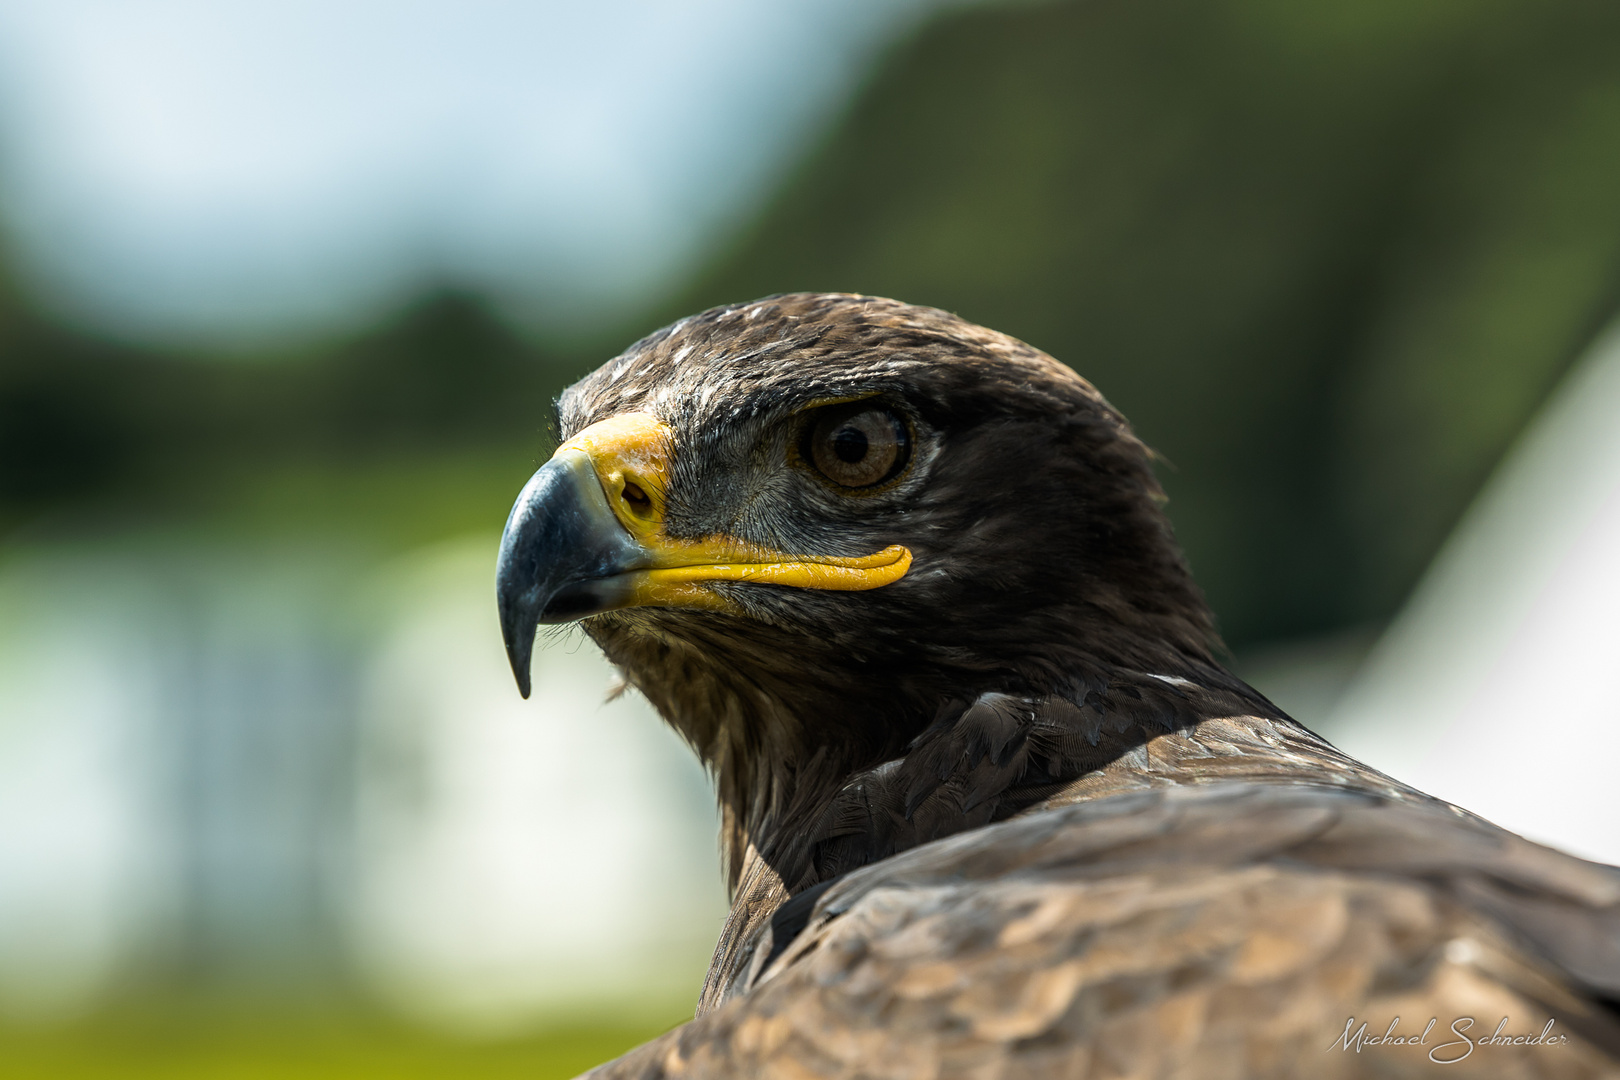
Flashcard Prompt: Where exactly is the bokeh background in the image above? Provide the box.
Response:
[3,0,1619,1075]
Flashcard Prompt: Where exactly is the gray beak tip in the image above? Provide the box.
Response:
[497,584,538,700]
[495,450,644,701]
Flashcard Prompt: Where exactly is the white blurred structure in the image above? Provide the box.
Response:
[0,553,169,1021]
[349,540,725,1033]
[0,543,362,1017]
[1325,319,1620,865]
[0,535,724,1030]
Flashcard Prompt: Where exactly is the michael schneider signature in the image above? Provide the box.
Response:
[1328,1016,1569,1064]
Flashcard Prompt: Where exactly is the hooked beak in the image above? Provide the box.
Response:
[495,412,911,697]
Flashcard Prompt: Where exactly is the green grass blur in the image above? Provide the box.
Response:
[0,999,680,1080]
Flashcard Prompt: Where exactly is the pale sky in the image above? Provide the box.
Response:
[0,0,952,348]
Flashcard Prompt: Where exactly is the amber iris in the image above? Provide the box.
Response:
[806,404,911,488]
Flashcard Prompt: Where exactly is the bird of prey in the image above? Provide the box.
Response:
[495,294,1620,1078]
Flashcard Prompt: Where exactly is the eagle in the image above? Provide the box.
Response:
[494,294,1620,1077]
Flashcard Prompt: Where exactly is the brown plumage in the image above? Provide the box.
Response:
[494,293,1620,1078]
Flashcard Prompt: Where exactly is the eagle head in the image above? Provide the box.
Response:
[495,293,1228,877]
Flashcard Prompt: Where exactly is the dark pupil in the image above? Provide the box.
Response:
[832,425,868,463]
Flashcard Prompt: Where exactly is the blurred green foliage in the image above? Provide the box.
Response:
[678,0,1620,646]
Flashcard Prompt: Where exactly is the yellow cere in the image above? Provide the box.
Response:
[556,411,676,544]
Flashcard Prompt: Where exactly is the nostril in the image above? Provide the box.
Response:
[621,481,653,515]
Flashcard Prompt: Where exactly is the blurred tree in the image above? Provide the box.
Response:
[0,290,570,547]
[0,263,141,520]
[674,0,1620,648]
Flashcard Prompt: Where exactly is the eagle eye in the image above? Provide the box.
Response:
[804,404,911,489]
